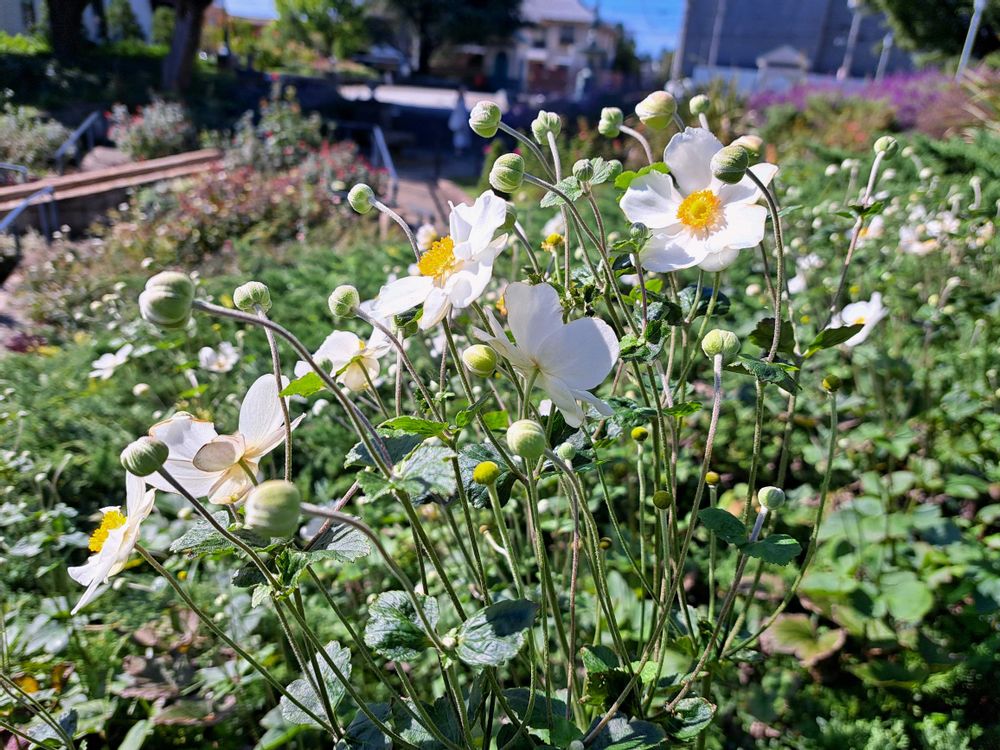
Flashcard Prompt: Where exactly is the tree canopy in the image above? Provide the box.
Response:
[870,0,1000,59]
[275,0,369,59]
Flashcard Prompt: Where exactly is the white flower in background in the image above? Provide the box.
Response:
[147,375,303,504]
[787,253,823,295]
[69,472,155,614]
[541,212,566,239]
[373,190,508,330]
[416,223,438,252]
[90,343,134,380]
[620,127,778,273]
[474,282,619,427]
[836,293,888,347]
[899,225,939,256]
[925,212,959,238]
[859,215,885,243]
[198,342,240,373]
[294,329,392,392]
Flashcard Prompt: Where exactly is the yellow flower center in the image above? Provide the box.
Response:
[853,316,866,325]
[417,236,459,280]
[676,189,722,231]
[88,508,127,553]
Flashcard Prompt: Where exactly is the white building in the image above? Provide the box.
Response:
[0,0,154,42]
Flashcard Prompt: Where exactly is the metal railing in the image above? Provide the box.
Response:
[0,186,59,258]
[54,111,104,175]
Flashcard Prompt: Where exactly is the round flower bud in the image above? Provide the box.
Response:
[328,285,360,318]
[462,344,497,377]
[631,426,649,443]
[531,111,561,144]
[598,107,623,137]
[472,460,501,486]
[139,271,194,329]
[732,134,763,162]
[572,159,594,184]
[822,374,842,393]
[348,184,375,215]
[606,160,623,180]
[874,135,898,159]
[506,419,547,462]
[120,436,168,477]
[233,281,271,313]
[630,222,650,243]
[701,329,741,364]
[568,742,586,750]
[244,480,302,538]
[440,635,458,651]
[757,485,785,511]
[598,537,613,550]
[469,101,501,138]
[555,442,576,462]
[489,153,524,193]
[689,94,710,116]
[705,470,721,486]
[652,490,672,509]
[635,91,676,130]
[711,145,749,185]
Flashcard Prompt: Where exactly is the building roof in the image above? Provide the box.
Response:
[521,0,596,25]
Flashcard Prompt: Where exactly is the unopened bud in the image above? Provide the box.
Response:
[689,94,710,116]
[598,537,613,550]
[120,436,168,477]
[506,419,546,462]
[606,160,623,180]
[555,442,576,462]
[139,271,194,329]
[472,460,500,486]
[469,101,501,138]
[701,329,741,363]
[711,145,749,185]
[348,184,375,214]
[490,154,524,193]
[244,480,302,538]
[462,344,497,377]
[531,111,561,144]
[631,426,649,443]
[874,135,898,159]
[572,159,594,184]
[630,222,650,243]
[822,374,842,393]
[598,107,623,137]
[732,134,763,162]
[652,490,672,509]
[705,471,721,486]
[328,285,360,318]
[233,281,271,312]
[757,485,785,511]
[635,91,676,130]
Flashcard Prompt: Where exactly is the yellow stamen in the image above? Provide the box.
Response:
[676,189,722,231]
[418,236,459,279]
[88,508,127,552]
[853,316,866,325]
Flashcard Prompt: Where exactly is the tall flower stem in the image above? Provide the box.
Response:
[497,122,555,181]
[546,130,573,292]
[256,306,293,480]
[372,198,421,262]
[745,172,786,362]
[620,125,654,165]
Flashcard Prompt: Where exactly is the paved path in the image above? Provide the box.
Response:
[339,84,508,113]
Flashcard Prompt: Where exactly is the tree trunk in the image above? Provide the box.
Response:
[48,0,88,59]
[162,0,209,92]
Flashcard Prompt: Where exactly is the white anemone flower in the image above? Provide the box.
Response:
[620,127,778,273]
[147,375,304,504]
[474,282,619,427]
[836,292,888,347]
[198,342,240,373]
[294,329,392,392]
[90,343,133,380]
[69,472,155,614]
[373,190,508,329]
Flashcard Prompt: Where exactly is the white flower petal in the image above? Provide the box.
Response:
[372,276,434,318]
[207,466,254,505]
[537,373,586,428]
[697,247,741,272]
[639,228,709,272]
[451,190,507,258]
[504,282,563,358]
[193,435,245,472]
[239,374,291,452]
[124,472,156,520]
[706,202,768,254]
[419,287,453,330]
[620,171,681,230]
[664,127,723,195]
[536,317,618,391]
[445,261,494,310]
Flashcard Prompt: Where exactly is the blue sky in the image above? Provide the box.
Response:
[216,0,683,55]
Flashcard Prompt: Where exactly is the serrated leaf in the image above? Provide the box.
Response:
[378,416,449,438]
[345,431,422,469]
[608,396,657,429]
[457,443,517,509]
[356,471,396,503]
[759,614,846,667]
[663,401,701,418]
[805,324,864,357]
[619,331,663,362]
[665,697,716,741]
[503,688,583,747]
[698,508,748,545]
[305,515,371,562]
[614,161,669,190]
[749,317,795,355]
[280,641,351,726]
[678,285,730,318]
[169,512,235,555]
[455,599,538,667]
[364,591,439,661]
[280,372,325,398]
[741,534,802,565]
[581,646,632,711]
[728,354,799,393]
[397,444,458,503]
[540,176,583,208]
[588,715,667,749]
[589,157,620,186]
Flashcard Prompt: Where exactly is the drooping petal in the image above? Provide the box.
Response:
[313,331,363,372]
[619,171,682,230]
[207,465,255,505]
[574,388,614,417]
[239,374,291,453]
[697,247,741,273]
[193,434,245,472]
[124,472,156,521]
[504,282,563,358]
[150,413,219,461]
[473,312,534,372]
[536,373,586,428]
[444,261,494,310]
[664,127,723,196]
[418,286,453,330]
[639,228,709,272]
[451,190,507,258]
[372,276,434,318]
[535,317,618,391]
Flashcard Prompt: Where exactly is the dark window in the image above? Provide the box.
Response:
[560,25,575,45]
[21,0,36,28]
[533,30,546,49]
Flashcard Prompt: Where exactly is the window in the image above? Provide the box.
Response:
[533,30,546,49]
[21,0,36,28]
[559,25,576,46]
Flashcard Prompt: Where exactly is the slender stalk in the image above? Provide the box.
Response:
[372,198,420,262]
[256,306,293,481]
[620,124,654,165]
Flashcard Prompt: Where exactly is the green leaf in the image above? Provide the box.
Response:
[588,715,667,749]
[169,512,265,555]
[619,331,663,363]
[279,371,325,398]
[392,696,463,749]
[588,157,620,186]
[805,324,864,357]
[665,697,716,741]
[608,396,657,430]
[614,161,669,190]
[455,599,538,667]
[759,614,846,667]
[727,354,799,393]
[503,688,583,747]
[364,591,439,661]
[356,471,397,503]
[345,431,422,469]
[662,401,701,418]
[678,284,731,318]
[698,508,748,545]
[378,416,449,438]
[581,646,632,711]
[397,444,458,503]
[741,534,802,565]
[303,515,370,562]
[540,175,583,207]
[749,317,795,355]
[881,571,933,622]
[279,641,351,727]
[118,718,154,750]
[340,703,391,749]
[458,443,516,509]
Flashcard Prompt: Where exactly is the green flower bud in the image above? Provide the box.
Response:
[506,419,547,462]
[139,271,194,329]
[874,135,898,159]
[328,285,360,318]
[705,470,721,486]
[652,490,672,509]
[472,460,500,486]
[348,184,375,214]
[572,159,594,184]
[598,107,623,137]
[555,442,576,462]
[233,281,271,313]
[822,374,842,393]
[120,436,169,477]
[635,91,677,130]
[469,100,502,138]
[606,160,623,180]
[598,537,613,550]
[757,485,785,511]
[568,742,586,750]
[489,153,524,193]
[689,94,710,116]
[711,145,749,185]
[631,426,649,442]
[732,134,763,162]
[531,111,561,144]
[630,222,650,243]
[462,344,497,377]
[701,329,741,364]
[244,480,302,538]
